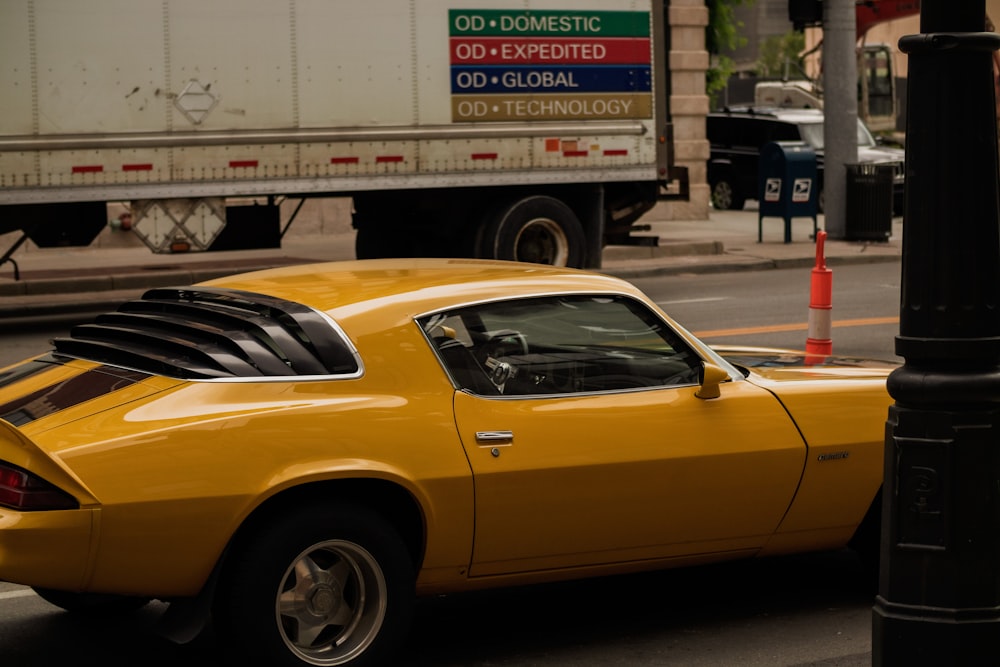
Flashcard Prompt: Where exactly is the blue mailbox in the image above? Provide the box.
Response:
[757,141,819,243]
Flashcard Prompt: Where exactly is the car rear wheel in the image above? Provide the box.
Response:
[710,176,745,211]
[479,196,586,267]
[214,504,414,667]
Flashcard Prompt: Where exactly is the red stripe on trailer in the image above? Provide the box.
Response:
[563,150,588,157]
[72,165,103,173]
[330,156,360,164]
[229,160,259,168]
[122,163,153,171]
[471,153,498,160]
[603,149,628,156]
[376,155,404,163]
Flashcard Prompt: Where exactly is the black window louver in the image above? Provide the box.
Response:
[51,287,360,380]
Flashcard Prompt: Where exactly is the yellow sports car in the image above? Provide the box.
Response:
[0,259,893,666]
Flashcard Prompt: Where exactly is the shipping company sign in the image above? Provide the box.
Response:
[449,9,652,122]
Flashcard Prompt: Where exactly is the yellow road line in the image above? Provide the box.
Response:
[694,316,899,339]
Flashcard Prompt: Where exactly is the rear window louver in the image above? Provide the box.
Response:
[51,287,360,380]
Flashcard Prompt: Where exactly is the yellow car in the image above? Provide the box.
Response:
[0,259,893,666]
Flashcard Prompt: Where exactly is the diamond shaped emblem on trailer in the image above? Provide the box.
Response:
[174,80,219,125]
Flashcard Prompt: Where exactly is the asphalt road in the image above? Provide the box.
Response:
[1,550,873,667]
[0,261,902,369]
[634,261,900,362]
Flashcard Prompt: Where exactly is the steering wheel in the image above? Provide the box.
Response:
[482,329,528,357]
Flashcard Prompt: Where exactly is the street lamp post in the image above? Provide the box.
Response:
[873,1,1000,664]
[821,0,858,240]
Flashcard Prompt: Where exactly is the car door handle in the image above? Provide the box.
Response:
[475,430,513,443]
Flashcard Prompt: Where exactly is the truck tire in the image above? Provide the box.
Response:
[479,196,586,267]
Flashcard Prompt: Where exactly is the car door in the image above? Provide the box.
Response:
[421,295,808,577]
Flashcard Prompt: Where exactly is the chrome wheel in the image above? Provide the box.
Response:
[215,504,414,667]
[277,540,387,665]
[513,217,570,265]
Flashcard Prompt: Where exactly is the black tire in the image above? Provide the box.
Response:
[32,588,151,615]
[480,196,586,267]
[214,504,415,667]
[710,176,745,211]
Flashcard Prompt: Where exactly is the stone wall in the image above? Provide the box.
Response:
[660,0,711,221]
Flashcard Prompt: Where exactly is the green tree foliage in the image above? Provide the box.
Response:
[706,0,751,105]
[755,31,806,78]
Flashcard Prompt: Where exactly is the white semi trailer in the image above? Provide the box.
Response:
[0,0,688,268]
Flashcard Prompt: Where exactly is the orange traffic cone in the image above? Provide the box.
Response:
[806,230,832,364]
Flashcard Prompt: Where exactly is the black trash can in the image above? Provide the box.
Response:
[845,162,896,241]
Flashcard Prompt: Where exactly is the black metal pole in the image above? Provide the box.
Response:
[873,2,1000,664]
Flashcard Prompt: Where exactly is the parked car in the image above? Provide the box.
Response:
[0,259,895,666]
[707,107,905,213]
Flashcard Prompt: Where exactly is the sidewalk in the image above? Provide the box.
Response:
[0,204,902,318]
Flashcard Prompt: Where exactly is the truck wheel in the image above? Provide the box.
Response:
[214,504,414,667]
[710,176,744,211]
[480,196,586,267]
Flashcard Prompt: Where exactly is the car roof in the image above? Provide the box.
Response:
[200,258,643,324]
[49,259,650,381]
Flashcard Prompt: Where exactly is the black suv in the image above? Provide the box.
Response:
[707,107,904,212]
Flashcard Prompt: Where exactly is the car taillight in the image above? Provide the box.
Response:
[0,462,78,511]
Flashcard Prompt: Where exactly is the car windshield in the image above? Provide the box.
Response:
[796,120,876,150]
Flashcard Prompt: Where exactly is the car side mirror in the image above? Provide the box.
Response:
[695,362,729,400]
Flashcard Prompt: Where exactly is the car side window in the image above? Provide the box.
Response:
[419,295,703,396]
